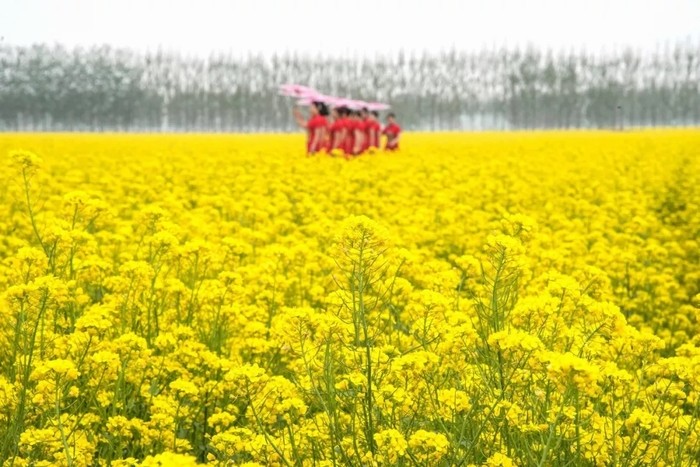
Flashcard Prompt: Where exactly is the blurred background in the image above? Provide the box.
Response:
[1,0,699,132]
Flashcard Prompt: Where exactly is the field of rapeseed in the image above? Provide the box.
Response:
[0,131,699,466]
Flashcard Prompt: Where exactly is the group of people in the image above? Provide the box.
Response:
[293,102,401,156]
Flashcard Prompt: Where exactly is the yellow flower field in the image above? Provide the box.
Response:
[0,131,699,466]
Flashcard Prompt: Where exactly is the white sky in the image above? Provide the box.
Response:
[1,0,699,57]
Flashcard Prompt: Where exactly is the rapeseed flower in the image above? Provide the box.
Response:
[0,131,698,466]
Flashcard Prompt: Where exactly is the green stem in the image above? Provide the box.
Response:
[22,168,47,255]
[55,380,74,467]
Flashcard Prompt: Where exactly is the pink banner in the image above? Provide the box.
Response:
[280,84,390,110]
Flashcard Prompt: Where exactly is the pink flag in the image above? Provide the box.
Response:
[279,84,319,99]
[366,102,391,111]
[281,84,391,111]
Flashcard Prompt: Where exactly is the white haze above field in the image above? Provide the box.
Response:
[2,0,699,57]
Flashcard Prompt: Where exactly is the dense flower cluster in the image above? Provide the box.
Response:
[0,131,698,466]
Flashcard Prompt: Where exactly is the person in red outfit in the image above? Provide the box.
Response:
[382,113,401,151]
[350,111,366,156]
[329,107,348,154]
[360,108,373,153]
[343,111,356,157]
[367,110,381,150]
[294,101,329,155]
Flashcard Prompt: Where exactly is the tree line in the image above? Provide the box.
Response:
[0,42,698,132]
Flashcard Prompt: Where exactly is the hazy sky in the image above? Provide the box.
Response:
[2,0,699,56]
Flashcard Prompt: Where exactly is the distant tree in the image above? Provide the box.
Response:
[0,42,698,132]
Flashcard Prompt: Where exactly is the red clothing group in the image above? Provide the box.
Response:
[306,116,400,156]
